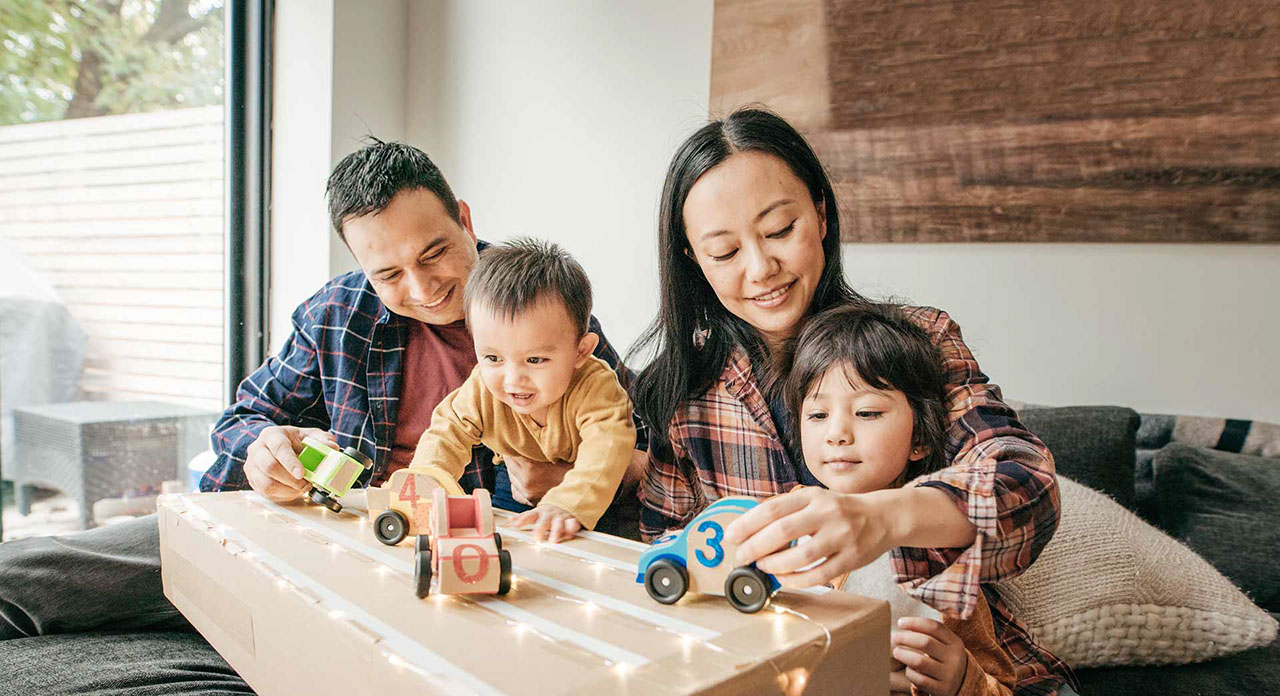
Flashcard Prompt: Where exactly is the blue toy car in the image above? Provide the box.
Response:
[635,496,781,613]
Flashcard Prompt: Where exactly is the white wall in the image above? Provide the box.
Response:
[276,1,1279,424]
[405,0,716,355]
[270,0,407,349]
[844,244,1280,422]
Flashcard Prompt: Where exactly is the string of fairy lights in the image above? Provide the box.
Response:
[164,493,832,696]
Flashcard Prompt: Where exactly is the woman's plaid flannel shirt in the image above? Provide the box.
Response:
[639,306,1070,695]
[202,264,640,494]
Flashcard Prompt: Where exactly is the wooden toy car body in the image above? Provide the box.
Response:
[367,466,465,546]
[297,437,372,513]
[636,496,781,613]
[414,488,512,598]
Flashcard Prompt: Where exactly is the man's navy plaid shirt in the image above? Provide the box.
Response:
[202,262,641,494]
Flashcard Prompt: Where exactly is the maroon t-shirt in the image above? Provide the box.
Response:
[384,319,476,476]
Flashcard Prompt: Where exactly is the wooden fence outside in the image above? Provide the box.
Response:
[0,106,225,410]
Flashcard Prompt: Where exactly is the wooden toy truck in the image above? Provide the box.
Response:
[367,466,465,545]
[297,437,373,513]
[414,488,512,598]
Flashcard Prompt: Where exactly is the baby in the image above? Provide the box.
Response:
[408,238,636,543]
[785,303,1020,696]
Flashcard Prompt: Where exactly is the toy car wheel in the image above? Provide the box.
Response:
[724,566,772,614]
[415,546,432,598]
[308,488,330,506]
[492,532,503,551]
[497,549,513,596]
[373,509,409,546]
[322,495,343,513]
[644,559,688,605]
[343,446,374,469]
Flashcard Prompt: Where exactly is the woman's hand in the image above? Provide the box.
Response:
[723,486,895,588]
[890,618,968,696]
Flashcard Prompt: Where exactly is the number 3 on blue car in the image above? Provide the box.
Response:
[635,497,780,613]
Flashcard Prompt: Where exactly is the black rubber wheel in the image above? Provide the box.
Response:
[492,532,503,552]
[643,559,688,605]
[373,509,408,546]
[308,487,329,506]
[415,546,433,598]
[343,446,373,469]
[322,496,343,513]
[724,566,773,614]
[497,550,513,596]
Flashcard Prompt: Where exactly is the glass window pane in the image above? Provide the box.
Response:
[1,0,227,538]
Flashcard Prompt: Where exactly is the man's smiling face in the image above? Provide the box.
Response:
[342,188,480,324]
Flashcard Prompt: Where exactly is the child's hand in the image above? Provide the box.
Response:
[889,617,967,696]
[508,503,582,543]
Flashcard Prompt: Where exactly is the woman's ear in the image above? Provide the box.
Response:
[908,444,931,462]
[575,331,601,366]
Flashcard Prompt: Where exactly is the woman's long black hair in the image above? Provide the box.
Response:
[629,107,867,445]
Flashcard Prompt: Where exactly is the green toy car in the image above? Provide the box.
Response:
[296,436,373,513]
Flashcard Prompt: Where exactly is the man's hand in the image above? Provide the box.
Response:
[503,455,571,505]
[243,425,338,502]
[889,618,968,696]
[507,503,582,543]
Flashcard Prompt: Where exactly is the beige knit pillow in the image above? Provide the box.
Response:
[995,476,1277,667]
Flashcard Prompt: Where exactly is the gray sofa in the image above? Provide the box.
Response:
[1017,405,1280,694]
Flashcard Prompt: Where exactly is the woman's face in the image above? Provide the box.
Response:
[682,151,827,346]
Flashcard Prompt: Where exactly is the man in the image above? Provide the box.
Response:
[0,140,642,694]
[205,140,642,526]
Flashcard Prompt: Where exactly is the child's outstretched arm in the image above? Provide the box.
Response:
[523,366,636,540]
[407,370,487,480]
[509,503,581,543]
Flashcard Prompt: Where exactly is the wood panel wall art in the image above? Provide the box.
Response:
[710,0,1280,242]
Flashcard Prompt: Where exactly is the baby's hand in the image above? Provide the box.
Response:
[889,617,967,696]
[508,503,582,543]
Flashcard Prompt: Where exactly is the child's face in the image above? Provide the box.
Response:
[799,364,926,494]
[469,295,598,424]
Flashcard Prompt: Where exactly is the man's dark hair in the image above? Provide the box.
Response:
[463,238,593,337]
[784,303,950,482]
[325,138,459,241]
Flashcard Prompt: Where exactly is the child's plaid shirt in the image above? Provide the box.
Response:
[639,306,1071,694]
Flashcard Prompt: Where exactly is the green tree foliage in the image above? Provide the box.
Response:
[0,0,223,126]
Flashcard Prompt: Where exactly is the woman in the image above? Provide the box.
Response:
[629,108,1071,695]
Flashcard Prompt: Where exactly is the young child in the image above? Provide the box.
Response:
[408,238,636,543]
[785,303,1029,696]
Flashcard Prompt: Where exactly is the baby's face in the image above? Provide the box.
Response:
[799,364,923,494]
[469,296,596,424]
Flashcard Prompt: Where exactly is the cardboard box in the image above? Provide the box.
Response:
[159,492,889,696]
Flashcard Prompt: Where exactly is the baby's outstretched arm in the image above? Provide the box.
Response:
[508,504,582,543]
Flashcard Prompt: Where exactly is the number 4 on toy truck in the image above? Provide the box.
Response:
[367,466,465,545]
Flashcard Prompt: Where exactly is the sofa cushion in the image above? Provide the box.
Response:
[1136,413,1280,524]
[1017,406,1139,509]
[996,477,1277,667]
[1153,442,1280,612]
[1073,627,1280,696]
